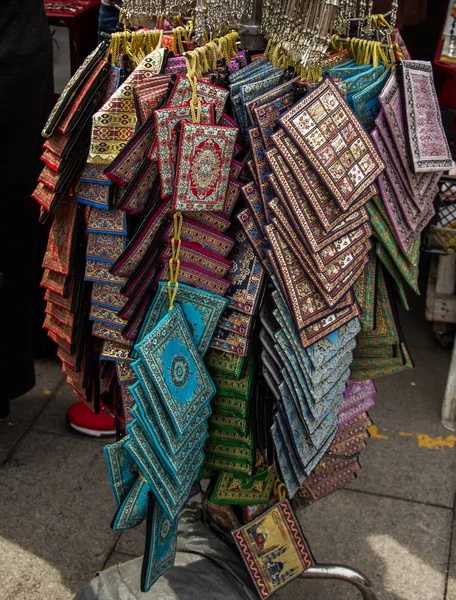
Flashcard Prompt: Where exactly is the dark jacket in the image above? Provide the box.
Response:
[0,1,53,403]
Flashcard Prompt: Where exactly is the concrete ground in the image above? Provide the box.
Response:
[1,303,455,600]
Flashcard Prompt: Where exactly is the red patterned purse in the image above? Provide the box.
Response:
[173,123,238,211]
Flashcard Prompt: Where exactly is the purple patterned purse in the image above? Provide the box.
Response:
[397,60,452,173]
[164,56,188,75]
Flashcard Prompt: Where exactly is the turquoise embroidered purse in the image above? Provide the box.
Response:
[352,67,392,131]
[111,476,149,530]
[134,282,228,358]
[141,496,177,592]
[130,378,209,475]
[103,436,138,509]
[125,420,202,520]
[135,304,216,437]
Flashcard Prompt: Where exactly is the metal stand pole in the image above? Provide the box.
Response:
[238,0,266,51]
[442,335,456,431]
[301,564,379,600]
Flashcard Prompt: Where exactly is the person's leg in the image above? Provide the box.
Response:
[0,22,53,413]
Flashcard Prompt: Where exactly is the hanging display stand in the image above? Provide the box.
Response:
[98,16,380,592]
[38,0,448,594]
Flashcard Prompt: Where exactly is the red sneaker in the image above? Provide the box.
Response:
[67,401,116,437]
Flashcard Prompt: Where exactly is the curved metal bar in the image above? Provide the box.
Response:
[301,563,378,600]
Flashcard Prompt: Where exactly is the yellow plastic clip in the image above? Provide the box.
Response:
[273,479,287,502]
[168,211,183,311]
[364,40,373,65]
[108,31,121,66]
[139,470,148,484]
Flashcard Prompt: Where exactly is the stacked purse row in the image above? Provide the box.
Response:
[34,43,112,218]
[229,56,380,498]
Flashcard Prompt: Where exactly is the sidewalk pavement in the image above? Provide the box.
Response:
[0,303,455,600]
